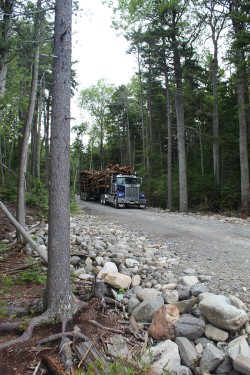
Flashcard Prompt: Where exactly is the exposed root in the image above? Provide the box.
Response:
[0,320,25,332]
[0,311,53,351]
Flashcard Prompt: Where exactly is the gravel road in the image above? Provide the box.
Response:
[77,197,250,302]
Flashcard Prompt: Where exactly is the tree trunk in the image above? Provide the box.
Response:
[17,34,40,243]
[163,59,173,211]
[44,0,74,318]
[236,55,250,211]
[172,42,188,212]
[0,0,14,185]
[211,41,220,184]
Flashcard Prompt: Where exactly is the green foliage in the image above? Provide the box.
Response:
[0,274,14,294]
[0,300,8,319]
[16,267,47,285]
[0,244,9,254]
[25,178,48,216]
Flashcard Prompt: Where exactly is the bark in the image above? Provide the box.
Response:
[163,57,173,211]
[17,0,41,243]
[230,1,250,211]
[137,46,146,168]
[172,41,188,212]
[0,0,14,184]
[44,0,74,318]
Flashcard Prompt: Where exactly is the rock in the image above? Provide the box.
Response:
[162,289,179,304]
[97,261,118,279]
[177,285,191,300]
[171,365,193,375]
[103,272,131,289]
[131,274,141,287]
[175,315,205,340]
[125,258,139,267]
[228,295,248,312]
[74,267,86,277]
[70,256,81,266]
[205,324,229,342]
[215,356,233,374]
[118,264,133,277]
[149,304,180,340]
[198,293,248,331]
[132,296,164,323]
[127,296,140,314]
[191,285,209,297]
[233,355,250,375]
[173,299,197,314]
[227,336,250,360]
[194,337,214,348]
[200,343,225,374]
[107,334,131,360]
[136,287,161,301]
[175,337,199,368]
[180,276,199,287]
[141,340,181,374]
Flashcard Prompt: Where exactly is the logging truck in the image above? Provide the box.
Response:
[79,164,146,208]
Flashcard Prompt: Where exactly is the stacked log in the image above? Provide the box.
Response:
[79,164,134,192]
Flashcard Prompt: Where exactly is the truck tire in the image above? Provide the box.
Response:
[101,195,106,205]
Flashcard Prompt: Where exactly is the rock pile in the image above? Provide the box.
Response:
[27,213,250,375]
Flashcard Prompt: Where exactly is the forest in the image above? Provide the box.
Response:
[0,0,250,215]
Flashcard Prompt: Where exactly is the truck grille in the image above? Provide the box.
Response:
[125,186,139,199]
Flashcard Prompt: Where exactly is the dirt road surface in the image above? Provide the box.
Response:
[77,197,250,301]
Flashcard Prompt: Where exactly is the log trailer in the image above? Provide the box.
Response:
[79,164,146,208]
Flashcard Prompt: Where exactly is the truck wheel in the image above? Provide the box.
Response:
[85,193,90,201]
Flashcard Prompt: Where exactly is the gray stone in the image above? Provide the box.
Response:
[171,365,192,375]
[162,289,179,304]
[200,343,225,374]
[141,340,181,374]
[233,355,250,375]
[191,285,209,297]
[70,256,81,266]
[175,316,205,340]
[132,296,164,323]
[97,261,118,279]
[127,296,140,314]
[215,356,233,374]
[173,299,197,314]
[194,337,213,348]
[125,258,140,267]
[227,336,250,360]
[177,285,191,300]
[107,334,131,360]
[136,287,161,301]
[198,293,248,331]
[179,276,199,286]
[175,337,199,368]
[118,264,133,277]
[131,274,141,287]
[205,324,229,342]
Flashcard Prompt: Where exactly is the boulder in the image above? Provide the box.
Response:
[149,304,180,340]
[103,272,131,289]
[175,315,205,340]
[198,292,248,331]
[132,296,164,323]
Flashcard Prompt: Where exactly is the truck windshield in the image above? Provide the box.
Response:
[117,177,138,185]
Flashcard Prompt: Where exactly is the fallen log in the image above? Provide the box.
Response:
[0,200,47,263]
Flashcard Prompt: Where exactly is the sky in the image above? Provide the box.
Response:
[71,0,136,130]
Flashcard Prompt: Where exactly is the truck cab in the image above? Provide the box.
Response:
[101,173,146,208]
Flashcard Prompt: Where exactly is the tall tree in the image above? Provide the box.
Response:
[229,0,250,212]
[79,79,115,169]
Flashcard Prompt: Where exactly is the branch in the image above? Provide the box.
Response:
[0,201,48,263]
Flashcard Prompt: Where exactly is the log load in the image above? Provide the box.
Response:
[79,164,134,193]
